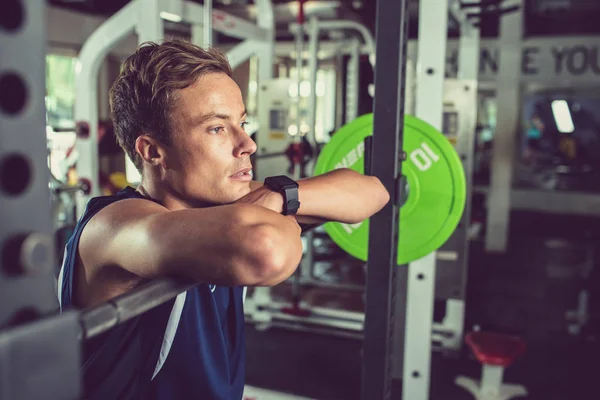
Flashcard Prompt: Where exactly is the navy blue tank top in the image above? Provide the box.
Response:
[58,187,246,400]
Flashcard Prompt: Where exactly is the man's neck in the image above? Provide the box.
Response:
[137,180,193,211]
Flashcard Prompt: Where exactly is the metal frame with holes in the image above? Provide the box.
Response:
[395,1,450,398]
[73,0,275,217]
[0,1,82,399]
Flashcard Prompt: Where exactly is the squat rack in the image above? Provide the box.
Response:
[0,1,476,400]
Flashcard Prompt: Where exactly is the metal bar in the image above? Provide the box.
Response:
[81,278,196,339]
[50,182,88,195]
[300,44,318,284]
[460,0,503,8]
[261,320,364,341]
[255,0,275,81]
[485,0,523,252]
[0,1,82,398]
[191,23,204,46]
[397,1,448,398]
[137,0,164,44]
[434,16,480,353]
[73,0,139,217]
[258,302,365,322]
[203,0,212,47]
[248,40,372,59]
[295,277,365,292]
[293,22,303,147]
[137,0,164,43]
[245,0,277,313]
[346,38,360,124]
[183,2,269,42]
[306,16,320,145]
[226,39,259,70]
[0,312,82,400]
[315,20,376,66]
[361,0,410,398]
[458,17,480,80]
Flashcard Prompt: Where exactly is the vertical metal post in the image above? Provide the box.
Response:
[293,23,304,145]
[441,11,480,351]
[247,0,276,310]
[307,17,319,144]
[137,0,164,44]
[203,0,213,47]
[302,16,320,282]
[395,2,448,399]
[335,49,345,129]
[0,1,81,398]
[192,24,204,46]
[74,1,138,217]
[255,0,275,83]
[345,38,360,124]
[485,0,523,252]
[0,0,58,327]
[458,20,480,81]
[361,0,409,398]
[414,0,448,127]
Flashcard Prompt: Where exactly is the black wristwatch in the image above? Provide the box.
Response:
[264,175,300,216]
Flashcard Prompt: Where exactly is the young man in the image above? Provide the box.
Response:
[58,39,389,400]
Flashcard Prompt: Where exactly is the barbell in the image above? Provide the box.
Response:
[313,113,467,265]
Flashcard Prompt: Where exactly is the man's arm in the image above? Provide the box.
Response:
[78,200,303,301]
[249,168,390,226]
[297,168,389,223]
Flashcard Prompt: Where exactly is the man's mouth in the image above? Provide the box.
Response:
[230,168,253,180]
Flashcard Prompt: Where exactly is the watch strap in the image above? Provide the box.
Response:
[264,175,300,215]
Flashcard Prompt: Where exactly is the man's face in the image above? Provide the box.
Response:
[163,72,256,207]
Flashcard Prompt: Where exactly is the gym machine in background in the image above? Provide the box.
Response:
[252,15,376,183]
[244,0,479,359]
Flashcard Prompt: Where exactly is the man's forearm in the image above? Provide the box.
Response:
[251,168,389,224]
[296,168,389,224]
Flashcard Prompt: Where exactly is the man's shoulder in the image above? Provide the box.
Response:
[82,188,160,226]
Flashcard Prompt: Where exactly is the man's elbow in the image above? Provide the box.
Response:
[345,176,390,224]
[371,176,391,210]
[242,224,302,286]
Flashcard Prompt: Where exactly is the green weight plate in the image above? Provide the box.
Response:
[313,113,466,265]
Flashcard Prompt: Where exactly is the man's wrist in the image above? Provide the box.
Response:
[266,188,285,214]
[263,176,300,216]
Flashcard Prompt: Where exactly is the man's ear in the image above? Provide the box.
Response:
[135,134,168,168]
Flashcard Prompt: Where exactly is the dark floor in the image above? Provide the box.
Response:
[245,214,600,399]
[246,325,600,400]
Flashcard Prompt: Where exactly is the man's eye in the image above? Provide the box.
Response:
[210,126,225,134]
[240,121,249,131]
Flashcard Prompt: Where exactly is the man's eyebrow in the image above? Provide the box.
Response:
[192,109,247,126]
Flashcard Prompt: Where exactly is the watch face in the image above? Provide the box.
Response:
[279,177,298,189]
[268,176,298,189]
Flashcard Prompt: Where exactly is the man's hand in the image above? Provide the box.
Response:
[235,185,284,214]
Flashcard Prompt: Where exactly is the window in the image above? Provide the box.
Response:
[46,54,78,130]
